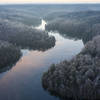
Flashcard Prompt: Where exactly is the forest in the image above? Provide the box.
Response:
[0,4,100,100]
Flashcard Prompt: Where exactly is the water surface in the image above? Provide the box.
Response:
[0,20,84,100]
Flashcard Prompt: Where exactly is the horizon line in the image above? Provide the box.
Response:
[0,2,100,5]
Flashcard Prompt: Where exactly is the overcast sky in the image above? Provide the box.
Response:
[0,0,100,4]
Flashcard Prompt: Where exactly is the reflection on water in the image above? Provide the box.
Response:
[0,20,84,100]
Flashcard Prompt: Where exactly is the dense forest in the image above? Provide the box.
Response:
[42,35,100,100]
[0,19,55,50]
[45,11,100,43]
[0,40,21,69]
[0,5,100,98]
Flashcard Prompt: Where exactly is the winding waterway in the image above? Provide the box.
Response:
[0,20,84,100]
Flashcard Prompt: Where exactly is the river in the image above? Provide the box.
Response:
[0,20,84,100]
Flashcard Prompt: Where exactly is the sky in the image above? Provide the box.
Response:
[0,0,100,4]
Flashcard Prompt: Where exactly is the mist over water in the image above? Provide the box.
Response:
[0,19,84,100]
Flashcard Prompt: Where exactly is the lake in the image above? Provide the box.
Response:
[0,19,84,100]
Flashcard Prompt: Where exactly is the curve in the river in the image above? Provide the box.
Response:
[0,19,84,100]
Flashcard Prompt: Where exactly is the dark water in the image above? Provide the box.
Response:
[0,20,84,100]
